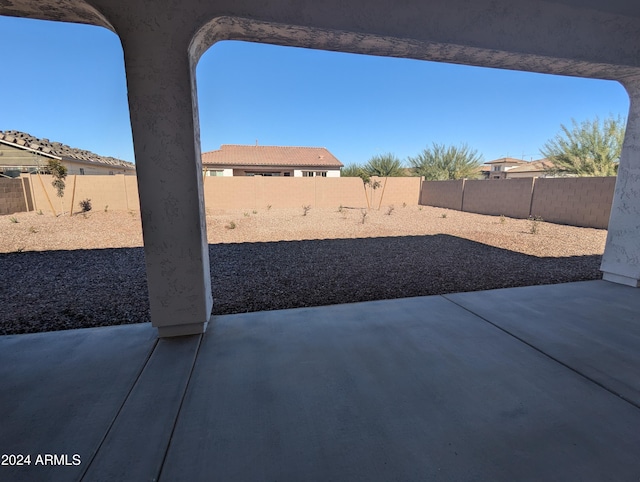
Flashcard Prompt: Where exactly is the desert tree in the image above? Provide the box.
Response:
[408,143,483,180]
[540,116,625,177]
[363,153,405,177]
[47,159,68,215]
[341,163,370,183]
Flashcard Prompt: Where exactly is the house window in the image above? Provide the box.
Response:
[302,171,327,177]
[79,168,85,175]
[205,169,223,176]
[492,166,502,171]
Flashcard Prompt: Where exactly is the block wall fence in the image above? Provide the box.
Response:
[2,175,421,216]
[1,174,614,228]
[0,178,31,215]
[420,177,616,229]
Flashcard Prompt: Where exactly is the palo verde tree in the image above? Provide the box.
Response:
[47,159,68,215]
[363,153,405,177]
[540,116,625,177]
[408,143,483,180]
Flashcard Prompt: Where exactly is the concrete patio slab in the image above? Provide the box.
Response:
[81,334,201,481]
[0,323,157,482]
[162,293,640,481]
[445,280,640,407]
[1,281,639,481]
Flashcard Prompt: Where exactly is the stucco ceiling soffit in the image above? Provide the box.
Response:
[0,0,113,30]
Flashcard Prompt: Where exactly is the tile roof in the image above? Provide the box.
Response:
[484,157,529,165]
[201,145,343,168]
[0,130,135,169]
[506,158,556,172]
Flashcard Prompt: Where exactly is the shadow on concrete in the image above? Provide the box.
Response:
[0,234,602,334]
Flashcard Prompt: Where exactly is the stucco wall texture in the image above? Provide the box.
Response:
[420,177,616,229]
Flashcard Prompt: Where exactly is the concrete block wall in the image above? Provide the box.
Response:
[371,176,422,208]
[27,174,140,215]
[531,177,616,229]
[204,177,368,210]
[0,178,28,215]
[419,177,616,229]
[463,178,535,219]
[420,180,465,210]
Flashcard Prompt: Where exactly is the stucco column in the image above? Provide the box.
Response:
[601,80,640,287]
[123,32,213,336]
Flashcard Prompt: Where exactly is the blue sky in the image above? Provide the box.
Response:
[0,15,631,166]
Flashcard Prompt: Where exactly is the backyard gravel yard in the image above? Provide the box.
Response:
[0,206,607,334]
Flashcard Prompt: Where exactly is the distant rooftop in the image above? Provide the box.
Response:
[0,130,135,169]
[506,158,555,173]
[484,157,529,165]
[202,144,343,168]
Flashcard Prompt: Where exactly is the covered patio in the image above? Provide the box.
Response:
[1,0,639,480]
[1,280,639,481]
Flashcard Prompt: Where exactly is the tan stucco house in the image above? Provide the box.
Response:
[0,130,135,177]
[201,144,343,177]
[483,157,529,179]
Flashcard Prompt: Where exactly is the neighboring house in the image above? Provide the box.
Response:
[0,130,135,177]
[483,157,529,179]
[201,144,343,177]
[504,158,559,178]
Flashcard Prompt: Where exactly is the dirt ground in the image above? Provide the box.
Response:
[0,205,606,257]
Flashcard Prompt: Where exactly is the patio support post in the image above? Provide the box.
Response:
[601,79,640,287]
[122,29,213,336]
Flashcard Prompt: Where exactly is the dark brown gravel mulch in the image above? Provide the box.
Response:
[0,234,602,335]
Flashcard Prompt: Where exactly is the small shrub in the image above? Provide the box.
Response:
[418,206,423,211]
[37,209,43,215]
[441,213,447,219]
[500,215,506,224]
[79,198,92,213]
[225,221,237,230]
[267,205,272,211]
[386,205,395,216]
[104,205,109,213]
[243,212,250,217]
[9,216,18,223]
[302,205,311,216]
[29,226,38,234]
[360,209,368,224]
[402,202,407,208]
[529,215,543,234]
[338,205,344,213]
[252,210,258,215]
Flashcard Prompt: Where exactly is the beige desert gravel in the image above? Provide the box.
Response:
[1,205,605,256]
[0,205,607,334]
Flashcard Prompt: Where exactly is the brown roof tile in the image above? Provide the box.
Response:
[0,130,135,169]
[202,145,343,168]
[506,158,556,173]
